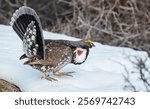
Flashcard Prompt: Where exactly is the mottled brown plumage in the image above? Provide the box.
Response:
[10,6,94,81]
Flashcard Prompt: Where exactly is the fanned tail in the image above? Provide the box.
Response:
[10,6,45,59]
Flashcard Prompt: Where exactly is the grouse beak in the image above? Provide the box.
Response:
[91,42,95,47]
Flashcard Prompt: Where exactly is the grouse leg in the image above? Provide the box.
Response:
[54,71,75,77]
[40,71,57,81]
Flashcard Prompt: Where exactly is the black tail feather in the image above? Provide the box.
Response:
[10,6,45,59]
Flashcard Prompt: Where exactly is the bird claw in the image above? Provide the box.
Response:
[45,76,58,81]
[54,71,75,77]
[40,71,57,81]
[40,71,75,81]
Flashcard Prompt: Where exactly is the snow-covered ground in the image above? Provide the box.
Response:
[0,25,148,91]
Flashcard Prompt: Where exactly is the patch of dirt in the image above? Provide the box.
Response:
[0,79,21,92]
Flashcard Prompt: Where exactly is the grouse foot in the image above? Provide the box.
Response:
[40,71,57,81]
[54,71,75,77]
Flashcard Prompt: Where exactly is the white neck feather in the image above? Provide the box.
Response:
[74,48,87,64]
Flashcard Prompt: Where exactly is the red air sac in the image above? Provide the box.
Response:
[77,50,83,56]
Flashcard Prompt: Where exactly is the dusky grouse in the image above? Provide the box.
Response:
[10,6,95,81]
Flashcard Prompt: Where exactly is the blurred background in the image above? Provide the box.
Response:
[1,0,150,55]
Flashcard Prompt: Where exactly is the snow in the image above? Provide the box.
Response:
[0,24,148,92]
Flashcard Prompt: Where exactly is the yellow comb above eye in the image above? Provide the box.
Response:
[86,39,93,44]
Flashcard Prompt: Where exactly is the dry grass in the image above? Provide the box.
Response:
[123,56,150,92]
